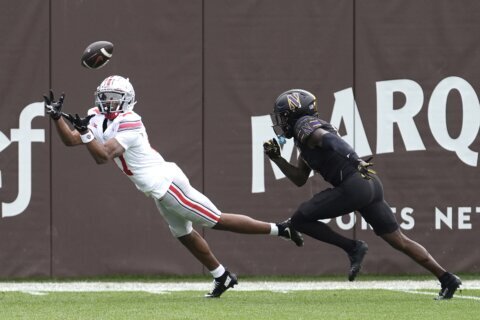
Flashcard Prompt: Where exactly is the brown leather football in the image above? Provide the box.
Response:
[81,41,113,69]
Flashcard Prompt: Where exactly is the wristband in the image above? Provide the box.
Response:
[80,131,94,144]
[51,112,61,121]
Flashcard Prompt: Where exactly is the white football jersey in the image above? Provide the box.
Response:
[87,108,176,198]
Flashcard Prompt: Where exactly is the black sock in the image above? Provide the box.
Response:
[276,223,284,233]
[292,218,356,252]
[439,271,451,282]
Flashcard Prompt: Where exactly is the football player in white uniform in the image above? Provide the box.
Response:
[44,75,303,298]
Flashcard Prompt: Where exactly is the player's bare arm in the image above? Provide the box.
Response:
[263,139,311,186]
[276,156,310,186]
[84,138,125,164]
[53,117,83,146]
[60,112,125,164]
[43,90,82,146]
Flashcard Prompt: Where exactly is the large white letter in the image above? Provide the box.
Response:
[0,131,11,190]
[376,79,425,154]
[251,115,295,193]
[330,88,372,157]
[428,76,480,166]
[2,102,45,217]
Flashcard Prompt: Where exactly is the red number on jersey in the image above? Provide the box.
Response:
[119,155,133,176]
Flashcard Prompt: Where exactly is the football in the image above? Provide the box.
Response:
[81,41,114,69]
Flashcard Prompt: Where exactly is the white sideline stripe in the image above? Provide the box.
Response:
[0,280,479,293]
[391,289,480,301]
[22,291,48,296]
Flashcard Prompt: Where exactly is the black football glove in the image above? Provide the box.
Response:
[357,157,376,180]
[43,90,65,120]
[263,138,281,159]
[64,113,94,133]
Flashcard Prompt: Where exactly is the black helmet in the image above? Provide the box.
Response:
[271,89,317,138]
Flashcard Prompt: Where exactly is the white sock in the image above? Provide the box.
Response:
[210,264,226,278]
[269,223,279,236]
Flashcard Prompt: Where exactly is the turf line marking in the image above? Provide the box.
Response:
[391,289,480,301]
[22,291,48,296]
[1,280,479,297]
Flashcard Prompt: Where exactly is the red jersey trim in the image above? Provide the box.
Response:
[168,184,220,223]
[118,120,143,131]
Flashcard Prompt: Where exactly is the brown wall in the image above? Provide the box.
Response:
[0,0,479,277]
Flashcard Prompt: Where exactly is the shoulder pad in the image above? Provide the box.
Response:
[87,107,100,115]
[293,116,324,144]
[118,111,141,122]
[118,112,143,132]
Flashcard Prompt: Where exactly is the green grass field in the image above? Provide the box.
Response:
[1,276,479,320]
[2,290,480,320]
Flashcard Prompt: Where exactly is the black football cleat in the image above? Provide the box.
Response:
[277,218,304,247]
[435,272,462,300]
[348,240,368,281]
[205,270,238,298]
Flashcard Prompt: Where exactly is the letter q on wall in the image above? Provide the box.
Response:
[428,76,480,166]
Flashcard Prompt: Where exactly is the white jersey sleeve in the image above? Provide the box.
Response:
[114,120,143,151]
[87,107,100,116]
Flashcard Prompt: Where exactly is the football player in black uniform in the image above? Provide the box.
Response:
[263,89,461,300]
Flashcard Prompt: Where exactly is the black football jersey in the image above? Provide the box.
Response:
[293,116,357,186]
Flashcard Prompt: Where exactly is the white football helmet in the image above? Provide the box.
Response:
[95,75,137,119]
